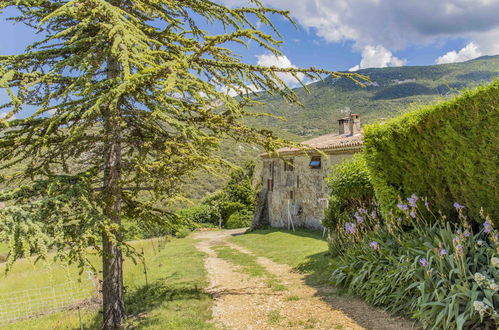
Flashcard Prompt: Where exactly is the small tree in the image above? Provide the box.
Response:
[0,0,364,327]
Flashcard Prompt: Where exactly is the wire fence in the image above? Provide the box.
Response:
[0,272,100,326]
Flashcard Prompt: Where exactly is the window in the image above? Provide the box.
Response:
[284,158,294,171]
[267,179,273,192]
[309,156,321,169]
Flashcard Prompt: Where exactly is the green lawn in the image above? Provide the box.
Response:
[0,236,213,330]
[0,242,8,255]
[229,228,335,285]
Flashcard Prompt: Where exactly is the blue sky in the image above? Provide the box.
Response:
[1,0,499,117]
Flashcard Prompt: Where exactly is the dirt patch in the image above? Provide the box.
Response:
[195,229,414,329]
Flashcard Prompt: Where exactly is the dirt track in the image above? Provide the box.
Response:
[194,229,414,330]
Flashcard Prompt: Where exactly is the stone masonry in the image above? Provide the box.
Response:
[255,114,363,229]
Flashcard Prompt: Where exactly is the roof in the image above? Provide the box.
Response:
[261,132,363,158]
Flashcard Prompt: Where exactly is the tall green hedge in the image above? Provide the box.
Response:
[364,80,499,225]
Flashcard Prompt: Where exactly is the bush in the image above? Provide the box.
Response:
[176,204,220,226]
[177,162,257,228]
[225,210,253,229]
[330,198,498,329]
[323,154,376,254]
[363,80,499,226]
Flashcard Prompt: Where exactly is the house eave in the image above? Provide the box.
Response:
[260,144,363,158]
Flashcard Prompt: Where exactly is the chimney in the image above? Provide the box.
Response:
[349,114,361,135]
[338,114,361,135]
[338,118,348,135]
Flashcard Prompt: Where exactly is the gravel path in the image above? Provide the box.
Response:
[194,229,414,330]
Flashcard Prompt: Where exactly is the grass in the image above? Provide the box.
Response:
[0,242,8,255]
[229,228,334,285]
[267,310,282,325]
[213,245,287,291]
[0,242,8,263]
[0,236,214,330]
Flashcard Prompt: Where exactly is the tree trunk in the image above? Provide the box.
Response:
[102,57,126,329]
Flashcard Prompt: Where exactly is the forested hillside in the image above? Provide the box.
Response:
[246,55,499,137]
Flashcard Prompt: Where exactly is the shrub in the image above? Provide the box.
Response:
[330,198,498,329]
[225,209,253,229]
[323,154,376,254]
[176,204,220,226]
[363,80,499,226]
[177,162,257,228]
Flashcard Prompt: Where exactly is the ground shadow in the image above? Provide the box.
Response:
[124,278,211,328]
[297,251,418,329]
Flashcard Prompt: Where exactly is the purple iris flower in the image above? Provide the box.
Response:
[483,221,492,234]
[407,197,417,208]
[456,245,464,255]
[463,230,470,238]
[419,258,429,267]
[345,222,356,234]
[354,212,364,224]
[411,194,419,201]
[453,202,465,210]
[359,208,367,214]
[424,201,429,208]
[410,211,416,219]
[397,217,402,222]
[369,241,380,250]
[397,204,408,211]
[439,249,447,256]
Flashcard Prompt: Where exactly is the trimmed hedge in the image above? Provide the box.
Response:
[364,80,499,225]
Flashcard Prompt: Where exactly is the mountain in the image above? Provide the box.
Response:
[244,55,499,138]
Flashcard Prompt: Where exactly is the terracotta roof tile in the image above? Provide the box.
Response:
[262,132,363,157]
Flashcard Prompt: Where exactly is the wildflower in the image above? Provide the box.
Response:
[345,222,356,234]
[354,212,364,224]
[439,248,447,256]
[453,202,465,210]
[491,257,499,268]
[359,208,367,214]
[397,204,408,211]
[370,210,377,218]
[396,217,402,222]
[476,240,485,247]
[407,197,417,207]
[455,244,464,255]
[463,230,470,238]
[474,272,487,286]
[409,211,416,219]
[473,301,487,316]
[411,194,419,201]
[483,221,492,234]
[424,201,429,208]
[369,241,379,250]
[419,257,429,267]
[489,280,498,292]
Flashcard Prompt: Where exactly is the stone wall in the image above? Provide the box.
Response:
[261,152,355,229]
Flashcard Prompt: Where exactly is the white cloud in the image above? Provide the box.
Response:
[0,112,15,121]
[219,84,260,97]
[219,0,499,65]
[435,42,482,64]
[348,45,406,71]
[256,53,305,87]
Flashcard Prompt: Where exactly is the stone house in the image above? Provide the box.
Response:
[254,114,363,229]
